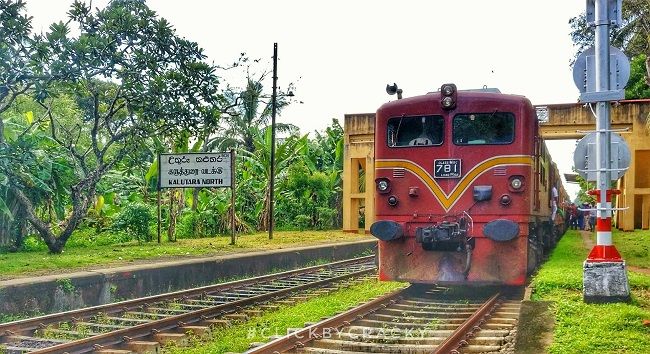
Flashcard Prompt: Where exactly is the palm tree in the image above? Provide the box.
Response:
[210,76,297,153]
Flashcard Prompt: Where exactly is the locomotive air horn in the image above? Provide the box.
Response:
[386,83,403,99]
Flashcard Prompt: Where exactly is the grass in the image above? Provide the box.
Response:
[0,231,373,280]
[530,230,650,353]
[610,229,650,268]
[165,279,406,354]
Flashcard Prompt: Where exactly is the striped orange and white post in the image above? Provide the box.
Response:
[586,189,622,262]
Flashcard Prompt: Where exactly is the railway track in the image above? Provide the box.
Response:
[247,286,522,354]
[0,256,376,354]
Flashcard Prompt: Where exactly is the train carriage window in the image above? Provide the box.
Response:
[452,112,515,145]
[387,115,444,147]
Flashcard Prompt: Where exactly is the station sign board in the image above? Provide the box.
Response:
[158,152,232,189]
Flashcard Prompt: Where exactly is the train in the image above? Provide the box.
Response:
[370,84,568,286]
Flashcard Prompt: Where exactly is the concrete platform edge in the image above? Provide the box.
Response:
[0,239,377,317]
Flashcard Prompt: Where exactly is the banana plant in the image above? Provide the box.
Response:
[239,126,307,231]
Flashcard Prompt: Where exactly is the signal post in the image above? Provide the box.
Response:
[573,0,630,303]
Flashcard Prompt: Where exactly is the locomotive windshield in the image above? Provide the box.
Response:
[387,115,444,147]
[452,112,515,145]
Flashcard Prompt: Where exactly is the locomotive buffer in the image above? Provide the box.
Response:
[572,0,630,303]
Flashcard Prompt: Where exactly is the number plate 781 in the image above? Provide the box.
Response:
[434,159,462,178]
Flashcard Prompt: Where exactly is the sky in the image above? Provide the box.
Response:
[25,0,587,198]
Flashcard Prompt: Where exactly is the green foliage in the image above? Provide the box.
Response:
[0,0,225,253]
[293,214,311,231]
[569,0,649,59]
[20,234,45,251]
[214,76,297,153]
[176,188,244,238]
[626,54,650,99]
[278,163,337,230]
[1,1,346,248]
[573,175,596,204]
[55,278,75,294]
[112,203,153,242]
[0,312,37,324]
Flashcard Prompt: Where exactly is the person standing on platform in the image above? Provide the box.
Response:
[550,184,558,222]
[569,203,578,230]
[577,202,586,231]
[589,203,597,232]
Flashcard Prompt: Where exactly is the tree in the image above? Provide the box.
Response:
[213,74,296,153]
[1,0,222,253]
[626,54,650,99]
[569,0,650,91]
[305,119,344,227]
[0,95,78,248]
[240,127,307,231]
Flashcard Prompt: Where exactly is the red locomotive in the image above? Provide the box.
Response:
[370,84,567,285]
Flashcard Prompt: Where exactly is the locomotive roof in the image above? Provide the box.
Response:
[378,90,532,112]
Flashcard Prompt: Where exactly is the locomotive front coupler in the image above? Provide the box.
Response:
[415,216,470,251]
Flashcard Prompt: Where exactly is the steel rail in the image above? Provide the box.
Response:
[433,292,501,354]
[0,255,373,335]
[28,264,375,354]
[245,288,503,354]
[245,287,407,354]
[1,256,374,354]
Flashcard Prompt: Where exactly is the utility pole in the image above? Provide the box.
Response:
[269,43,278,240]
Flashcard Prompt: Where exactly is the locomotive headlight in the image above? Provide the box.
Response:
[441,96,454,108]
[511,178,522,189]
[439,83,457,110]
[387,195,398,206]
[441,83,456,96]
[508,176,525,192]
[376,178,391,194]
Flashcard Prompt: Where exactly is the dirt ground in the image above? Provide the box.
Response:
[515,300,555,354]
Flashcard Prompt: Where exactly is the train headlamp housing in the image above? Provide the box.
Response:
[375,178,391,194]
[508,176,525,192]
[441,96,454,108]
[440,83,457,111]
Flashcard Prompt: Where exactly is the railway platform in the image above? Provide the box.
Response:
[0,239,376,318]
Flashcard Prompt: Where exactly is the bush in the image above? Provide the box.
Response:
[176,211,221,239]
[316,207,336,229]
[66,228,133,247]
[294,215,311,231]
[112,203,153,242]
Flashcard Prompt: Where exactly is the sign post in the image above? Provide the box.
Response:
[230,149,236,246]
[157,152,237,244]
[573,0,630,303]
